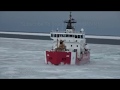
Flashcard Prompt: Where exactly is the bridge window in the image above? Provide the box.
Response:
[54,34,56,37]
[60,34,63,37]
[81,35,83,38]
[66,34,69,37]
[51,34,53,37]
[78,35,80,38]
[57,34,59,37]
[71,45,72,47]
[63,34,66,37]
[70,35,72,37]
[77,45,78,47]
[59,34,61,37]
[75,35,77,38]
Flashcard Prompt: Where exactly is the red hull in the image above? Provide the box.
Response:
[75,51,90,65]
[45,51,90,65]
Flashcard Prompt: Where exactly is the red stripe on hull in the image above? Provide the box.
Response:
[46,51,71,65]
[45,51,90,65]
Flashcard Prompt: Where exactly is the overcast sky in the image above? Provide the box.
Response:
[0,11,120,36]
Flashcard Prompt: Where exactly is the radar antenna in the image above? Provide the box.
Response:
[64,12,77,29]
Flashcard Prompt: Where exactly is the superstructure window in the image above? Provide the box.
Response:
[77,45,78,47]
[71,45,72,47]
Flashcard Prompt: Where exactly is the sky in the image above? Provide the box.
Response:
[0,11,120,36]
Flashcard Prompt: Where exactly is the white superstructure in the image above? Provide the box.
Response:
[50,12,89,59]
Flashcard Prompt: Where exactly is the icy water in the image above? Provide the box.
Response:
[0,37,120,79]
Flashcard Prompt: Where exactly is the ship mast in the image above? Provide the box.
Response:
[64,12,77,30]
